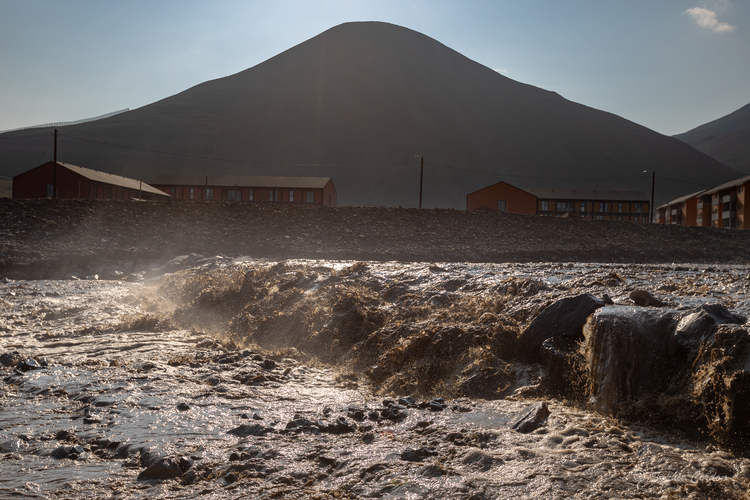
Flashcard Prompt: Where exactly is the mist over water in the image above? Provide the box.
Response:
[2,260,750,499]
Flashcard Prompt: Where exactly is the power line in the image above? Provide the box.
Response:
[59,133,414,168]
[0,133,54,140]
[3,131,736,190]
[425,161,649,182]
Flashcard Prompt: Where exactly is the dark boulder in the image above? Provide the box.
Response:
[629,289,665,307]
[137,456,183,480]
[227,423,273,437]
[672,304,745,362]
[511,402,550,433]
[518,293,607,362]
[584,306,677,415]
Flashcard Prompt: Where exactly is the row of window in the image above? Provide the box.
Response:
[539,201,645,213]
[167,187,317,203]
[496,199,647,213]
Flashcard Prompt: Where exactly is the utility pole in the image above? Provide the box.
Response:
[53,129,58,198]
[650,171,655,223]
[419,156,424,209]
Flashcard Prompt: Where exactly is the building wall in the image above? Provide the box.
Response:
[152,183,336,206]
[540,198,648,222]
[466,182,537,214]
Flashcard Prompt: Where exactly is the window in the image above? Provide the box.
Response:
[206,188,214,200]
[189,188,194,200]
[599,202,608,212]
[541,201,549,211]
[596,215,603,220]
[618,203,623,213]
[634,203,642,213]
[580,202,586,212]
[248,190,254,201]
[497,200,506,211]
[227,189,241,201]
[46,183,54,198]
[289,190,294,202]
[556,201,574,212]
[270,190,279,202]
[170,187,176,198]
[306,191,315,203]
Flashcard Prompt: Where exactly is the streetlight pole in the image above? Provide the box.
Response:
[416,155,424,209]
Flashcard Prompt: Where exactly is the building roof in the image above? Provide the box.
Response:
[527,188,649,202]
[150,174,333,189]
[665,189,709,206]
[47,162,168,197]
[702,174,750,196]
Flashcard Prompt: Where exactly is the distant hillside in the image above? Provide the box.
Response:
[674,103,750,174]
[0,22,741,208]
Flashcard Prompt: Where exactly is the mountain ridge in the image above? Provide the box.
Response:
[674,103,750,173]
[0,21,741,208]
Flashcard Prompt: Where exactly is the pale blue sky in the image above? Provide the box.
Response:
[1,0,748,135]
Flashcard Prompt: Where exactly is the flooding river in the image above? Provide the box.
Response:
[2,260,750,499]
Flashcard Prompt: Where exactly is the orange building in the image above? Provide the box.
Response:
[657,190,706,226]
[150,174,337,206]
[656,175,750,229]
[466,181,650,222]
[701,175,750,229]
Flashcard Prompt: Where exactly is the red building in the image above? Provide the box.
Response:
[12,161,169,200]
[150,174,337,206]
[467,181,649,222]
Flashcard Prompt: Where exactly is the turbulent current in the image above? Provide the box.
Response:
[2,259,750,499]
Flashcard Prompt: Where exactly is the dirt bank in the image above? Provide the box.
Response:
[2,199,750,279]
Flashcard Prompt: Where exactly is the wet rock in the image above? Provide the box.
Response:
[227,423,273,437]
[362,432,375,444]
[54,430,76,442]
[518,293,607,361]
[137,456,183,480]
[1,439,25,453]
[585,306,676,415]
[511,402,550,433]
[16,358,44,372]
[176,402,190,411]
[629,289,665,307]
[0,351,21,367]
[261,359,276,370]
[400,447,438,462]
[672,304,744,362]
[461,449,503,471]
[50,445,85,460]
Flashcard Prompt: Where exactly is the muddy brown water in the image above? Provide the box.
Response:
[2,261,750,499]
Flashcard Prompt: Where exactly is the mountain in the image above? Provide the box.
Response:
[0,22,742,208]
[674,103,750,174]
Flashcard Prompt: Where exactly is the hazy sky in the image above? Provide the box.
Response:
[1,0,748,136]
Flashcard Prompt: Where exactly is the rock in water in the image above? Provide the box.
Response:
[137,456,183,480]
[629,289,665,307]
[227,423,272,437]
[584,306,676,415]
[672,304,744,362]
[518,293,607,361]
[511,402,550,433]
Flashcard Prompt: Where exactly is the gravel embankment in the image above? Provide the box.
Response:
[2,198,750,279]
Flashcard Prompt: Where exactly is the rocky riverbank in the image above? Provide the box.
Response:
[4,198,750,280]
[3,263,750,499]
